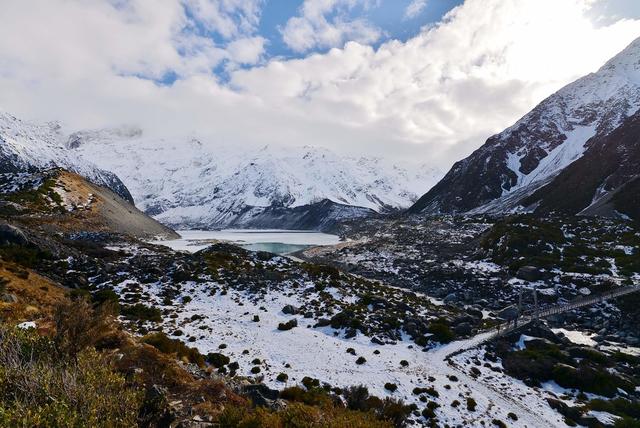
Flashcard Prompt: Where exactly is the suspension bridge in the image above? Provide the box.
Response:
[445,282,640,358]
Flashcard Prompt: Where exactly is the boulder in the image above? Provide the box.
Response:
[282,305,298,315]
[521,323,563,344]
[516,266,543,282]
[466,306,484,319]
[454,322,473,336]
[443,293,458,304]
[242,384,280,408]
[371,336,384,345]
[0,224,29,246]
[1,294,18,303]
[344,328,357,339]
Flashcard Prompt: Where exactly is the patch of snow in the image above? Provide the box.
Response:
[505,125,597,194]
[587,410,621,425]
[552,329,597,347]
[17,321,36,330]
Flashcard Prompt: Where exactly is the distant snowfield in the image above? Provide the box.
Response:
[152,229,342,253]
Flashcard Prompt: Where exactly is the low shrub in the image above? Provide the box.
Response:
[217,402,390,428]
[121,304,162,322]
[278,319,298,331]
[142,332,205,366]
[53,298,115,361]
[0,326,142,427]
[384,383,397,392]
[427,322,455,344]
[552,364,633,397]
[302,377,320,390]
[466,397,477,411]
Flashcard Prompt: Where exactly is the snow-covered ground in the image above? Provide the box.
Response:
[164,284,566,427]
[107,240,569,427]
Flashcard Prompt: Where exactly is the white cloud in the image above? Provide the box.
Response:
[281,0,382,52]
[227,36,267,64]
[0,0,639,173]
[183,0,264,39]
[404,0,428,20]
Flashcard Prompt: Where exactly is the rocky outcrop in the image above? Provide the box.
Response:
[523,110,640,222]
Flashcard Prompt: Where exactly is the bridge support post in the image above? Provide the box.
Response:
[533,288,539,324]
[518,289,523,316]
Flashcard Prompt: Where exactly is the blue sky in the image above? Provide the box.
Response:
[256,0,464,58]
[162,0,465,84]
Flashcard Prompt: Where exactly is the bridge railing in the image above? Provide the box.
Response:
[460,285,640,352]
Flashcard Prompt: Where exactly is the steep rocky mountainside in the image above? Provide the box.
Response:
[410,37,640,216]
[523,110,640,221]
[0,112,134,203]
[64,130,441,230]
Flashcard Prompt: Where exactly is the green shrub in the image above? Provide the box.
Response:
[384,383,397,392]
[0,244,51,268]
[427,322,455,344]
[121,304,162,322]
[302,377,320,390]
[466,397,477,411]
[586,398,640,419]
[614,417,640,428]
[280,386,333,407]
[552,365,633,397]
[0,326,142,428]
[92,289,120,311]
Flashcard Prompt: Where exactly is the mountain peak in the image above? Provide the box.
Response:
[410,37,640,216]
[600,35,640,76]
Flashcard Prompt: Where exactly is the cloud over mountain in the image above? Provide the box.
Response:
[0,0,638,170]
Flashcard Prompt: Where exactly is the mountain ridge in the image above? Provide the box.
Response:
[65,130,442,230]
[410,36,640,217]
[0,112,134,204]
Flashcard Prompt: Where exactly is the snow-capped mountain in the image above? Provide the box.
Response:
[410,36,640,216]
[521,109,640,221]
[0,112,133,203]
[65,130,442,230]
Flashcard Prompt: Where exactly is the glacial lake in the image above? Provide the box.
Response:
[153,229,342,255]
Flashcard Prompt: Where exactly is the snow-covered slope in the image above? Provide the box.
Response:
[0,112,134,203]
[66,130,441,230]
[411,36,640,215]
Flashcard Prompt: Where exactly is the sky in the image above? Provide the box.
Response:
[0,0,639,169]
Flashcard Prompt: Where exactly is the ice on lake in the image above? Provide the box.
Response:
[152,229,342,255]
